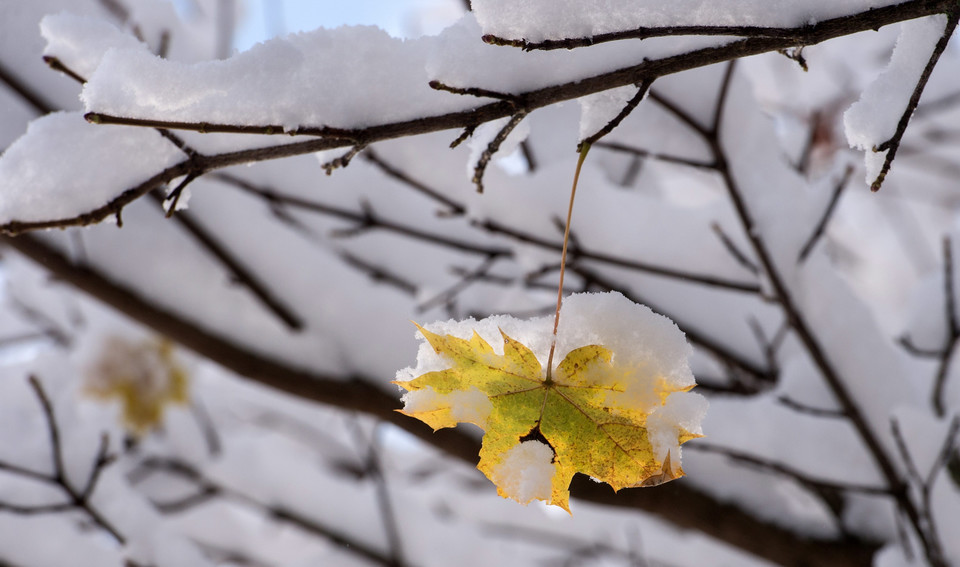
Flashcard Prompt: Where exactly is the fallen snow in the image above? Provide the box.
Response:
[0,111,183,225]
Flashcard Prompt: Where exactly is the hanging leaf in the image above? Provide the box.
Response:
[394,315,702,512]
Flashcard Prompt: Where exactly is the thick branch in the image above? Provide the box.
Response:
[6,0,952,235]
[0,232,879,567]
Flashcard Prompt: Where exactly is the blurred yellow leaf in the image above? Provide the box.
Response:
[85,337,189,435]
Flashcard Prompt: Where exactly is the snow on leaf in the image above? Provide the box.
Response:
[394,323,700,512]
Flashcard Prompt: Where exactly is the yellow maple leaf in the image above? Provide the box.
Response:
[394,324,701,512]
[85,337,189,435]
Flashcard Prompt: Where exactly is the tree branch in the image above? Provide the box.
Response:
[695,66,947,564]
[7,1,952,234]
[870,10,960,191]
[481,1,956,51]
[0,232,879,567]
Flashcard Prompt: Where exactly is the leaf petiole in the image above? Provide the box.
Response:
[545,142,591,381]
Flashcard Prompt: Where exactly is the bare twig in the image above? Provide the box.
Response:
[711,222,759,275]
[799,165,854,262]
[417,255,498,312]
[321,144,366,175]
[472,111,528,193]
[362,149,465,215]
[212,172,506,257]
[146,191,304,331]
[131,456,410,567]
[689,441,892,495]
[428,80,523,104]
[580,80,653,148]
[0,377,125,544]
[480,1,956,51]
[776,396,846,419]
[898,335,944,358]
[337,249,419,295]
[474,218,761,292]
[933,237,959,417]
[41,56,86,85]
[0,60,55,114]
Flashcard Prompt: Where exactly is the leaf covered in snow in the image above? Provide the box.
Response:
[394,298,704,511]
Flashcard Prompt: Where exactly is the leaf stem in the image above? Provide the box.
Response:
[546,143,591,381]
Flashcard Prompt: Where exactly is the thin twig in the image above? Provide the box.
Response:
[10,3,954,234]
[776,396,846,419]
[473,112,528,193]
[147,191,305,331]
[898,335,944,358]
[871,11,960,191]
[689,442,892,495]
[428,80,522,104]
[474,218,761,292]
[4,377,127,544]
[418,255,498,312]
[337,249,418,295]
[41,56,86,85]
[926,416,960,486]
[711,222,759,275]
[933,237,959,417]
[0,59,55,114]
[321,144,366,175]
[480,2,953,51]
[212,172,505,257]
[580,80,653,148]
[593,141,717,170]
[362,149,465,215]
[799,165,854,262]
[132,456,409,567]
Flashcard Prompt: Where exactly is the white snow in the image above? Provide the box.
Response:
[76,12,733,131]
[844,15,948,184]
[487,440,556,504]
[400,386,493,429]
[81,24,475,131]
[41,12,149,80]
[0,111,183,225]
[473,0,908,43]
